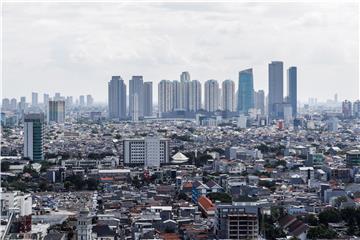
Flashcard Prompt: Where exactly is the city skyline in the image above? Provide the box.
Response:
[3,2,359,102]
[2,2,360,239]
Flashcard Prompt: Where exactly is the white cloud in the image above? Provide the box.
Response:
[2,2,359,102]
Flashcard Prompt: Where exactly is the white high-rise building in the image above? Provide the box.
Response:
[123,136,170,167]
[254,90,265,115]
[2,98,10,110]
[86,95,94,106]
[205,79,220,112]
[10,98,17,110]
[180,71,190,82]
[54,92,62,101]
[66,96,73,108]
[24,113,44,161]
[19,97,27,112]
[31,92,38,107]
[172,80,181,110]
[221,79,235,112]
[283,104,293,125]
[79,95,85,106]
[43,94,49,105]
[129,76,144,119]
[47,100,65,123]
[180,72,190,110]
[144,82,153,117]
[189,80,202,112]
[131,94,140,122]
[327,117,339,131]
[158,80,173,116]
[354,100,360,118]
[268,61,284,119]
[108,76,127,119]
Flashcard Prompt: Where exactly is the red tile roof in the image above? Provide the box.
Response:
[183,182,193,189]
[159,233,181,240]
[100,177,114,181]
[198,196,215,212]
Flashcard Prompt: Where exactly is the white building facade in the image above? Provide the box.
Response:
[123,136,170,167]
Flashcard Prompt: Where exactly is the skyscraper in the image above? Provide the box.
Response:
[129,76,144,119]
[180,71,190,82]
[43,94,49,105]
[353,100,360,118]
[254,90,265,115]
[79,95,85,106]
[268,61,284,119]
[24,113,44,161]
[2,98,10,110]
[65,96,73,107]
[287,66,297,117]
[54,92,62,101]
[172,80,182,110]
[10,98,17,110]
[19,97,27,112]
[238,69,254,114]
[158,80,173,116]
[144,82,153,117]
[48,100,65,123]
[31,92,38,107]
[342,100,352,118]
[205,79,220,112]
[180,71,190,110]
[222,79,235,112]
[189,80,202,112]
[86,95,94,106]
[108,76,127,119]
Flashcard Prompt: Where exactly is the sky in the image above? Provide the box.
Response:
[2,2,359,103]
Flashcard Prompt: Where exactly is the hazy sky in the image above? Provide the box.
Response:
[2,2,359,103]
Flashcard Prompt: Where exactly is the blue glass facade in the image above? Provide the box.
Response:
[237,69,254,114]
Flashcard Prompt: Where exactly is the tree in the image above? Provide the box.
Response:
[40,161,55,172]
[307,225,337,239]
[289,237,300,240]
[65,175,85,190]
[318,208,341,225]
[304,214,318,226]
[261,212,286,240]
[340,207,360,236]
[195,154,212,167]
[270,206,286,220]
[64,181,72,191]
[234,195,258,202]
[39,181,49,191]
[86,178,99,190]
[23,165,38,176]
[132,176,141,189]
[1,161,10,172]
[334,196,348,207]
[207,192,232,203]
[258,180,276,191]
[9,181,27,191]
[257,144,270,153]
